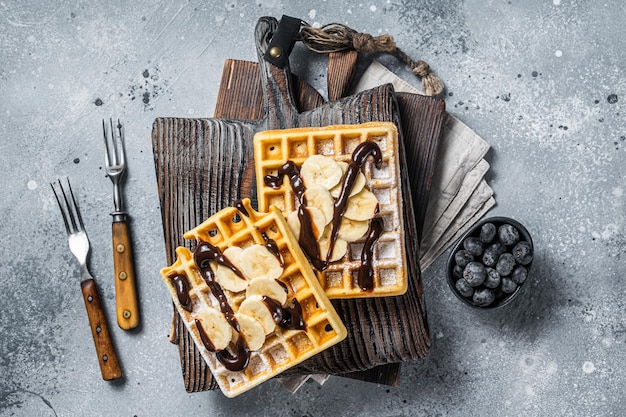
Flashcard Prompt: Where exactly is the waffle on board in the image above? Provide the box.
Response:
[254,122,407,298]
[160,199,347,397]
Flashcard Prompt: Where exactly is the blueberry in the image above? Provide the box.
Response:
[496,253,516,276]
[511,265,528,284]
[498,224,520,246]
[479,222,497,243]
[484,267,501,288]
[453,264,464,279]
[482,242,506,267]
[463,237,484,256]
[463,262,486,287]
[455,279,474,298]
[454,250,474,268]
[513,241,533,265]
[501,277,517,293]
[473,287,496,306]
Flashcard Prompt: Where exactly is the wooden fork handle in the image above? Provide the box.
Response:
[81,279,123,380]
[112,220,140,330]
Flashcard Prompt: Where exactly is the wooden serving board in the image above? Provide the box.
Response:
[152,16,446,392]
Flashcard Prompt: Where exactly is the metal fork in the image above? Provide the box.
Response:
[51,178,122,381]
[103,119,139,330]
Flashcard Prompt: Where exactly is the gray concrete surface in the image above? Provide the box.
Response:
[1,1,624,416]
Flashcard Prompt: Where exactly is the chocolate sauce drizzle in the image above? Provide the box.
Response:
[216,336,250,372]
[264,161,324,270]
[233,199,249,217]
[195,318,217,351]
[170,274,192,311]
[357,216,384,292]
[262,232,284,267]
[327,141,382,262]
[262,296,306,331]
[264,141,385,283]
[194,241,250,370]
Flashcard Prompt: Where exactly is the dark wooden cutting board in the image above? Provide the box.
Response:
[152,16,446,392]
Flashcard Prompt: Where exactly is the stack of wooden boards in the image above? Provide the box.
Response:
[152,17,447,393]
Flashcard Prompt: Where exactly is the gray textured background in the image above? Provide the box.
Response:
[1,1,624,416]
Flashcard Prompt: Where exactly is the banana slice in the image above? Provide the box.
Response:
[215,246,247,292]
[235,313,265,351]
[223,246,243,262]
[286,206,327,241]
[286,210,301,241]
[318,226,348,262]
[343,188,379,221]
[238,244,283,281]
[304,185,334,225]
[195,307,233,351]
[307,206,327,239]
[330,161,366,199]
[337,217,370,242]
[246,277,288,305]
[238,295,276,335]
[300,155,343,190]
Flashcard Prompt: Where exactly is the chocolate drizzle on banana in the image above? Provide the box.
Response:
[264,141,384,287]
[261,232,284,267]
[264,161,324,270]
[262,296,306,331]
[180,238,302,371]
[327,141,382,263]
[195,242,242,331]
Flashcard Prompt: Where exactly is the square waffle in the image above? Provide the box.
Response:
[160,199,346,398]
[253,122,407,298]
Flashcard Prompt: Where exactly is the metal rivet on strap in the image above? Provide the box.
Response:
[116,244,125,253]
[118,271,127,281]
[269,46,281,58]
[123,310,131,319]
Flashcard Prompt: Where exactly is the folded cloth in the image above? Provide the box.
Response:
[421,183,495,269]
[353,60,495,269]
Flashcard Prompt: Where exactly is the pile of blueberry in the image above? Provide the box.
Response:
[449,219,533,307]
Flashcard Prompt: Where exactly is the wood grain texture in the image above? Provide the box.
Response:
[327,51,358,101]
[153,16,443,392]
[80,279,122,381]
[396,93,447,244]
[112,220,139,330]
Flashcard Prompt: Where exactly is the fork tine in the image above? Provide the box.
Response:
[116,119,125,166]
[110,118,120,165]
[66,178,85,231]
[51,180,71,234]
[103,119,111,167]
[58,178,79,233]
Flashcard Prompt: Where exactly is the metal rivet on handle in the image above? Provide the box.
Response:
[88,295,93,302]
[118,271,127,280]
[269,46,281,58]
[102,355,108,362]
[116,244,125,253]
[123,310,131,319]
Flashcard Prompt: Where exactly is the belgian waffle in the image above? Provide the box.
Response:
[253,122,407,298]
[160,199,347,397]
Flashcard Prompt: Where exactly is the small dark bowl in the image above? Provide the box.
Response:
[446,216,534,309]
